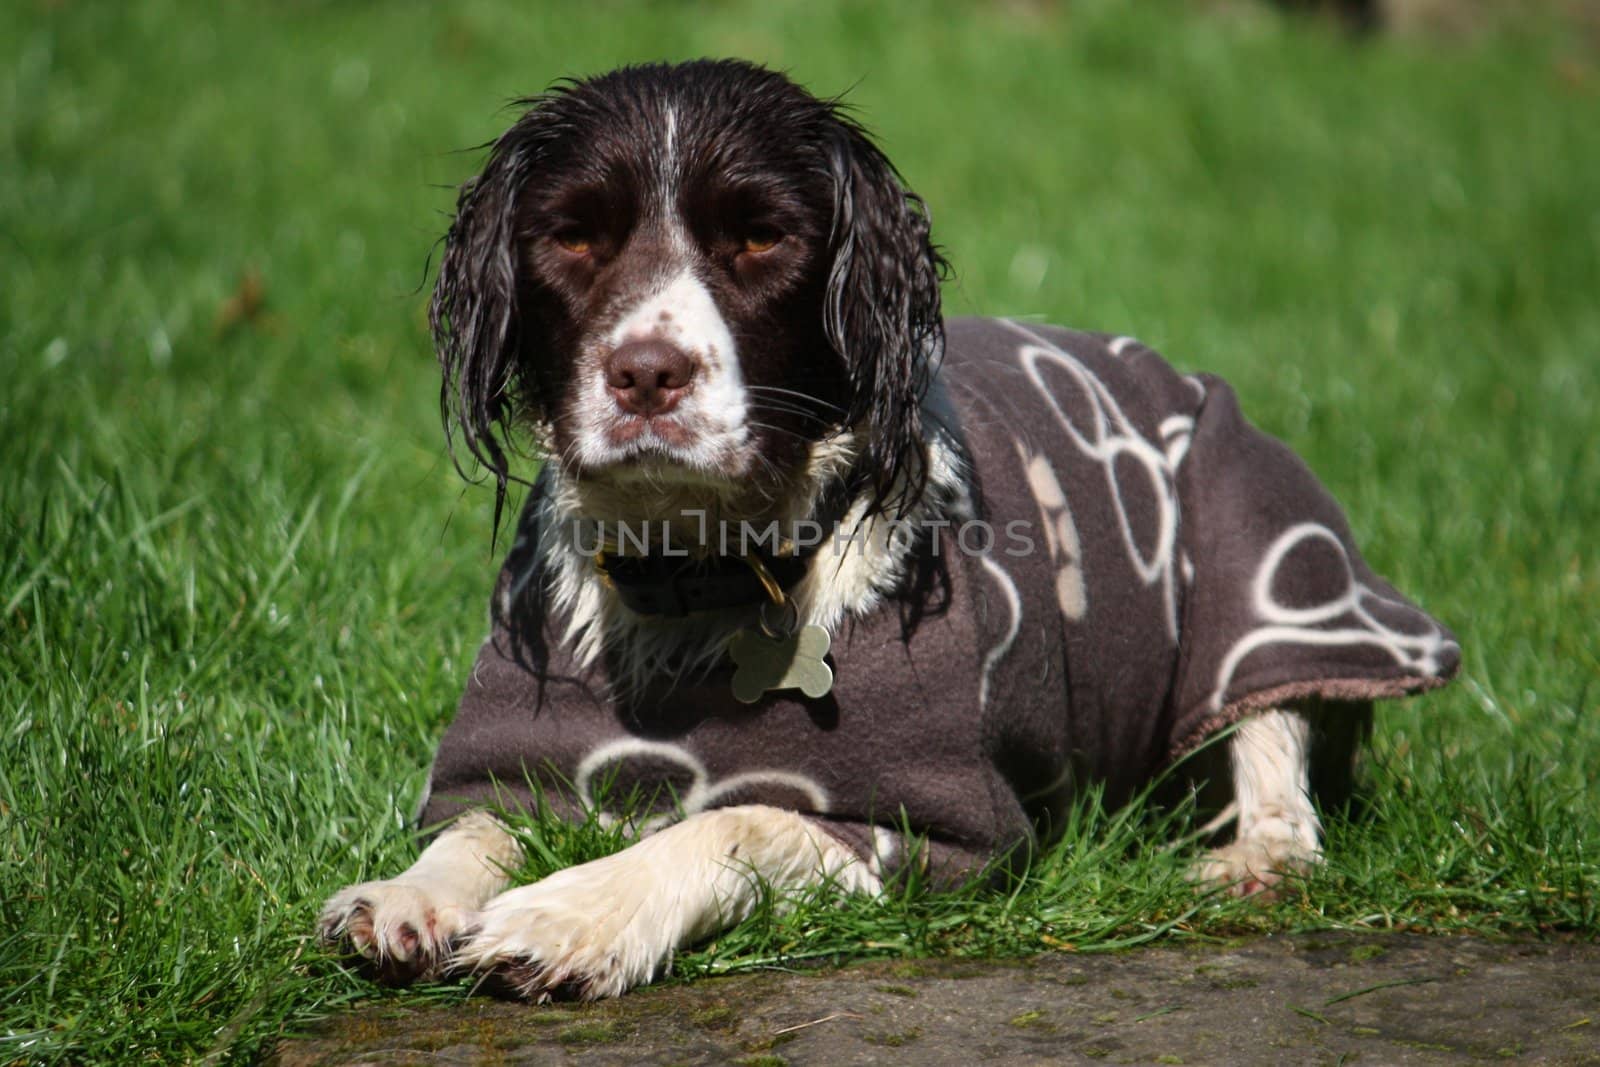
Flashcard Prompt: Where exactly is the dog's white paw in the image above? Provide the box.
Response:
[453,853,674,1002]
[318,879,479,985]
[1190,823,1319,899]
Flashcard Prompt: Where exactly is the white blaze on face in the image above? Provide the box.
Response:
[659,105,678,202]
[574,268,750,476]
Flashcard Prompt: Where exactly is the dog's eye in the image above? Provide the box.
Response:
[741,229,783,255]
[553,233,592,255]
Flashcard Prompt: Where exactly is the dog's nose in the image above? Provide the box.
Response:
[604,340,696,417]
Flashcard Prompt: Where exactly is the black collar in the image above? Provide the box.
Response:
[594,549,811,618]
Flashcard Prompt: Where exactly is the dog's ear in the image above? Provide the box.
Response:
[822,115,947,516]
[430,102,561,527]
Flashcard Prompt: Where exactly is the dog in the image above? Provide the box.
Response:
[318,59,1458,1001]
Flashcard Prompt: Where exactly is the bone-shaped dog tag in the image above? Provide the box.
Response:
[729,624,833,703]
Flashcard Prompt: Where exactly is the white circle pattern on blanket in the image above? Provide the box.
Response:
[1007,321,1191,642]
[1208,522,1460,711]
[573,736,832,830]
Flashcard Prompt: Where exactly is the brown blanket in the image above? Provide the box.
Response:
[420,317,1459,881]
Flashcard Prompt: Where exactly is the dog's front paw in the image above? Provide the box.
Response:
[318,880,479,985]
[1190,828,1319,899]
[453,856,674,1002]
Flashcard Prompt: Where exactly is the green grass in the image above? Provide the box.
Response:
[4,0,1598,1061]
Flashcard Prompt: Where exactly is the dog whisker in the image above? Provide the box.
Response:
[744,384,847,413]
[744,401,840,427]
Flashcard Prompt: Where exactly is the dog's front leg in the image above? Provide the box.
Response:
[454,804,879,1001]
[319,809,523,984]
[1192,707,1322,897]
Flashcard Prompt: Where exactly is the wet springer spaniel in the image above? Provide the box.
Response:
[319,60,1458,1000]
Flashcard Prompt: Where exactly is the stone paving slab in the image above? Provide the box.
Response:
[274,933,1600,1065]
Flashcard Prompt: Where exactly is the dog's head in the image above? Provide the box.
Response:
[431,60,945,525]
